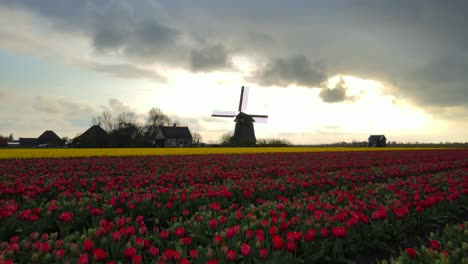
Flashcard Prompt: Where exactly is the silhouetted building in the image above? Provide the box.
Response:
[368,135,387,147]
[38,130,65,147]
[73,125,109,148]
[154,124,192,147]
[19,138,38,147]
[0,137,7,147]
[230,112,256,146]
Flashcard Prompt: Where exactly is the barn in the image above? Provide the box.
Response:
[368,135,387,147]
[154,125,192,147]
[19,138,39,147]
[38,130,65,147]
[73,125,110,148]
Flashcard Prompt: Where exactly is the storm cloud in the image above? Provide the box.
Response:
[190,44,231,72]
[2,0,468,116]
[253,55,327,88]
[319,79,351,103]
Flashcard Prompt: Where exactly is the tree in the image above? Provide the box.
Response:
[219,131,233,145]
[145,107,171,138]
[62,137,70,145]
[8,133,13,141]
[110,111,143,147]
[92,110,114,132]
[116,112,137,129]
[192,132,202,144]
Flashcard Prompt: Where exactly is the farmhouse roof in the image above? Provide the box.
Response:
[38,130,63,144]
[160,126,192,138]
[78,125,108,138]
[19,138,38,145]
[368,135,386,141]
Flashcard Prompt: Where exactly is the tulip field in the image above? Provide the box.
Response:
[0,148,467,263]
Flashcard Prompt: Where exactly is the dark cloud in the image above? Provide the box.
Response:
[2,0,468,114]
[190,44,230,72]
[400,52,468,108]
[253,55,327,87]
[319,78,356,103]
[91,17,180,62]
[91,62,167,81]
[319,87,346,103]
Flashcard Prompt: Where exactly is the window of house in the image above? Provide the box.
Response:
[167,138,176,146]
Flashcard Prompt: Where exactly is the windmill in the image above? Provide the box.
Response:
[212,86,268,146]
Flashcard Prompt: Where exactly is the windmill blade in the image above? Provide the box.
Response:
[252,117,268,123]
[212,110,237,117]
[238,86,249,112]
[249,114,268,118]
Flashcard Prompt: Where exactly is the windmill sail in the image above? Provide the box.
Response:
[238,86,249,112]
[212,110,237,117]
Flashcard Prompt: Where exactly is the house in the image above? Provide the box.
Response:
[0,137,7,147]
[73,125,110,148]
[38,130,65,147]
[19,138,39,147]
[154,124,192,147]
[368,135,387,147]
[7,141,20,147]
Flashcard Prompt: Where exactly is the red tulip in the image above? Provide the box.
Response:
[285,241,296,253]
[149,246,159,257]
[209,219,218,229]
[189,249,198,259]
[240,243,251,257]
[331,226,347,238]
[82,239,94,252]
[272,235,284,250]
[304,229,316,242]
[124,247,137,260]
[174,227,185,237]
[405,248,417,258]
[58,212,73,222]
[91,248,108,261]
[77,254,89,264]
[226,250,236,261]
[180,237,192,246]
[429,240,441,250]
[132,255,143,264]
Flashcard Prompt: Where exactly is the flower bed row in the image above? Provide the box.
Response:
[0,149,467,263]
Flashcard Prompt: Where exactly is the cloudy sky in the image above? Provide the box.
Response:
[1,0,467,144]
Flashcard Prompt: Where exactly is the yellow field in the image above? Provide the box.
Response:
[0,147,448,159]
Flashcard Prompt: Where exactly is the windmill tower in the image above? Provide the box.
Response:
[212,86,268,146]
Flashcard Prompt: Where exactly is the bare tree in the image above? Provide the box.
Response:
[100,111,113,132]
[145,107,171,137]
[192,132,202,144]
[116,112,137,129]
[219,131,233,145]
[92,111,114,131]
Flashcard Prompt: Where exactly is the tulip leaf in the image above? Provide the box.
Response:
[304,247,325,263]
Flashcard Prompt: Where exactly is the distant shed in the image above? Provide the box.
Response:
[368,135,387,147]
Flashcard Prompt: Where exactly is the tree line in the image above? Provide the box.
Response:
[73,107,202,148]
